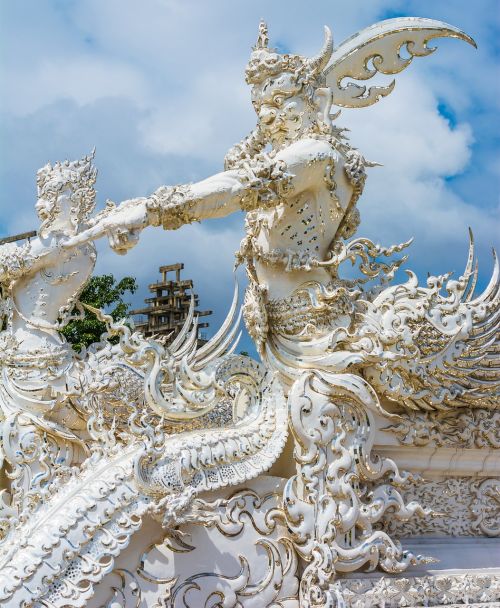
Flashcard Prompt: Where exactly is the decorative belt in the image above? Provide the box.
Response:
[266,282,354,336]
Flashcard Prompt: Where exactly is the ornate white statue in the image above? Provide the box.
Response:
[0,154,96,406]
[0,16,498,608]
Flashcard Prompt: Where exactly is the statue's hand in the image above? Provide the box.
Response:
[60,199,149,254]
[103,201,149,254]
[107,225,141,255]
[237,153,293,211]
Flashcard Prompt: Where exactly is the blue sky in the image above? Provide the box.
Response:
[1,0,499,354]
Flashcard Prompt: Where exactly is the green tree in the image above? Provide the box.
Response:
[62,274,138,351]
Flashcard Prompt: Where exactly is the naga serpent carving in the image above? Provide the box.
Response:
[0,15,498,608]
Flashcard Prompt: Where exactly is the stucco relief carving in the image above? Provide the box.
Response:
[383,409,500,448]
[381,477,500,537]
[331,572,500,608]
[87,481,299,607]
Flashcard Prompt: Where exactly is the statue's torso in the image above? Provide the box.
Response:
[252,140,355,301]
[10,236,96,353]
[0,236,95,416]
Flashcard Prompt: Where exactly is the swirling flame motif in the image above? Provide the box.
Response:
[360,231,500,411]
[169,539,296,607]
[78,283,243,423]
[284,371,435,605]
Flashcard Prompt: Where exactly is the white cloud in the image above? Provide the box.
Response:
[139,66,251,160]
[5,58,150,116]
[341,67,498,279]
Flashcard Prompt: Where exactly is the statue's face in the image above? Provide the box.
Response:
[36,182,74,231]
[252,73,314,147]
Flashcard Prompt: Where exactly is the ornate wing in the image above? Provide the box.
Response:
[361,235,499,411]
[324,18,476,108]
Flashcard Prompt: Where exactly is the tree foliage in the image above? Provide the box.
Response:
[62,274,137,351]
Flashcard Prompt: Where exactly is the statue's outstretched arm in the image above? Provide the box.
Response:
[62,139,331,254]
[62,153,291,253]
[147,154,295,229]
[149,138,335,229]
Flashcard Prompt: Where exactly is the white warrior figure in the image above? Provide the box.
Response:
[0,154,100,537]
[68,20,494,404]
[0,154,100,428]
[66,17,498,594]
[0,150,289,603]
[64,19,496,415]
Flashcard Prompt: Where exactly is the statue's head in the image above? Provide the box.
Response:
[246,21,334,148]
[35,150,97,237]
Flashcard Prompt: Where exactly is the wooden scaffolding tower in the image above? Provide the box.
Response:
[130,263,212,344]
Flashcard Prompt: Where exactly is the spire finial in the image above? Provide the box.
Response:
[255,19,269,50]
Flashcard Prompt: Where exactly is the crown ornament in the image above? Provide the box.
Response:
[36,149,97,199]
[245,21,333,86]
[36,149,98,227]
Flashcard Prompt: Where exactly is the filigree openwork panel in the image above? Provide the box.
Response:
[87,478,299,608]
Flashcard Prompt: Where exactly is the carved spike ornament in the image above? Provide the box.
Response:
[0,15,498,608]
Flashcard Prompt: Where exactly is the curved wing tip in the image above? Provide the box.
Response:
[461,32,477,49]
[380,16,477,48]
[445,24,477,48]
[465,32,478,49]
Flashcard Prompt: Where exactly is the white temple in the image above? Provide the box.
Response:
[0,16,498,608]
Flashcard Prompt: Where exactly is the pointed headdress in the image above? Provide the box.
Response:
[245,20,333,86]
